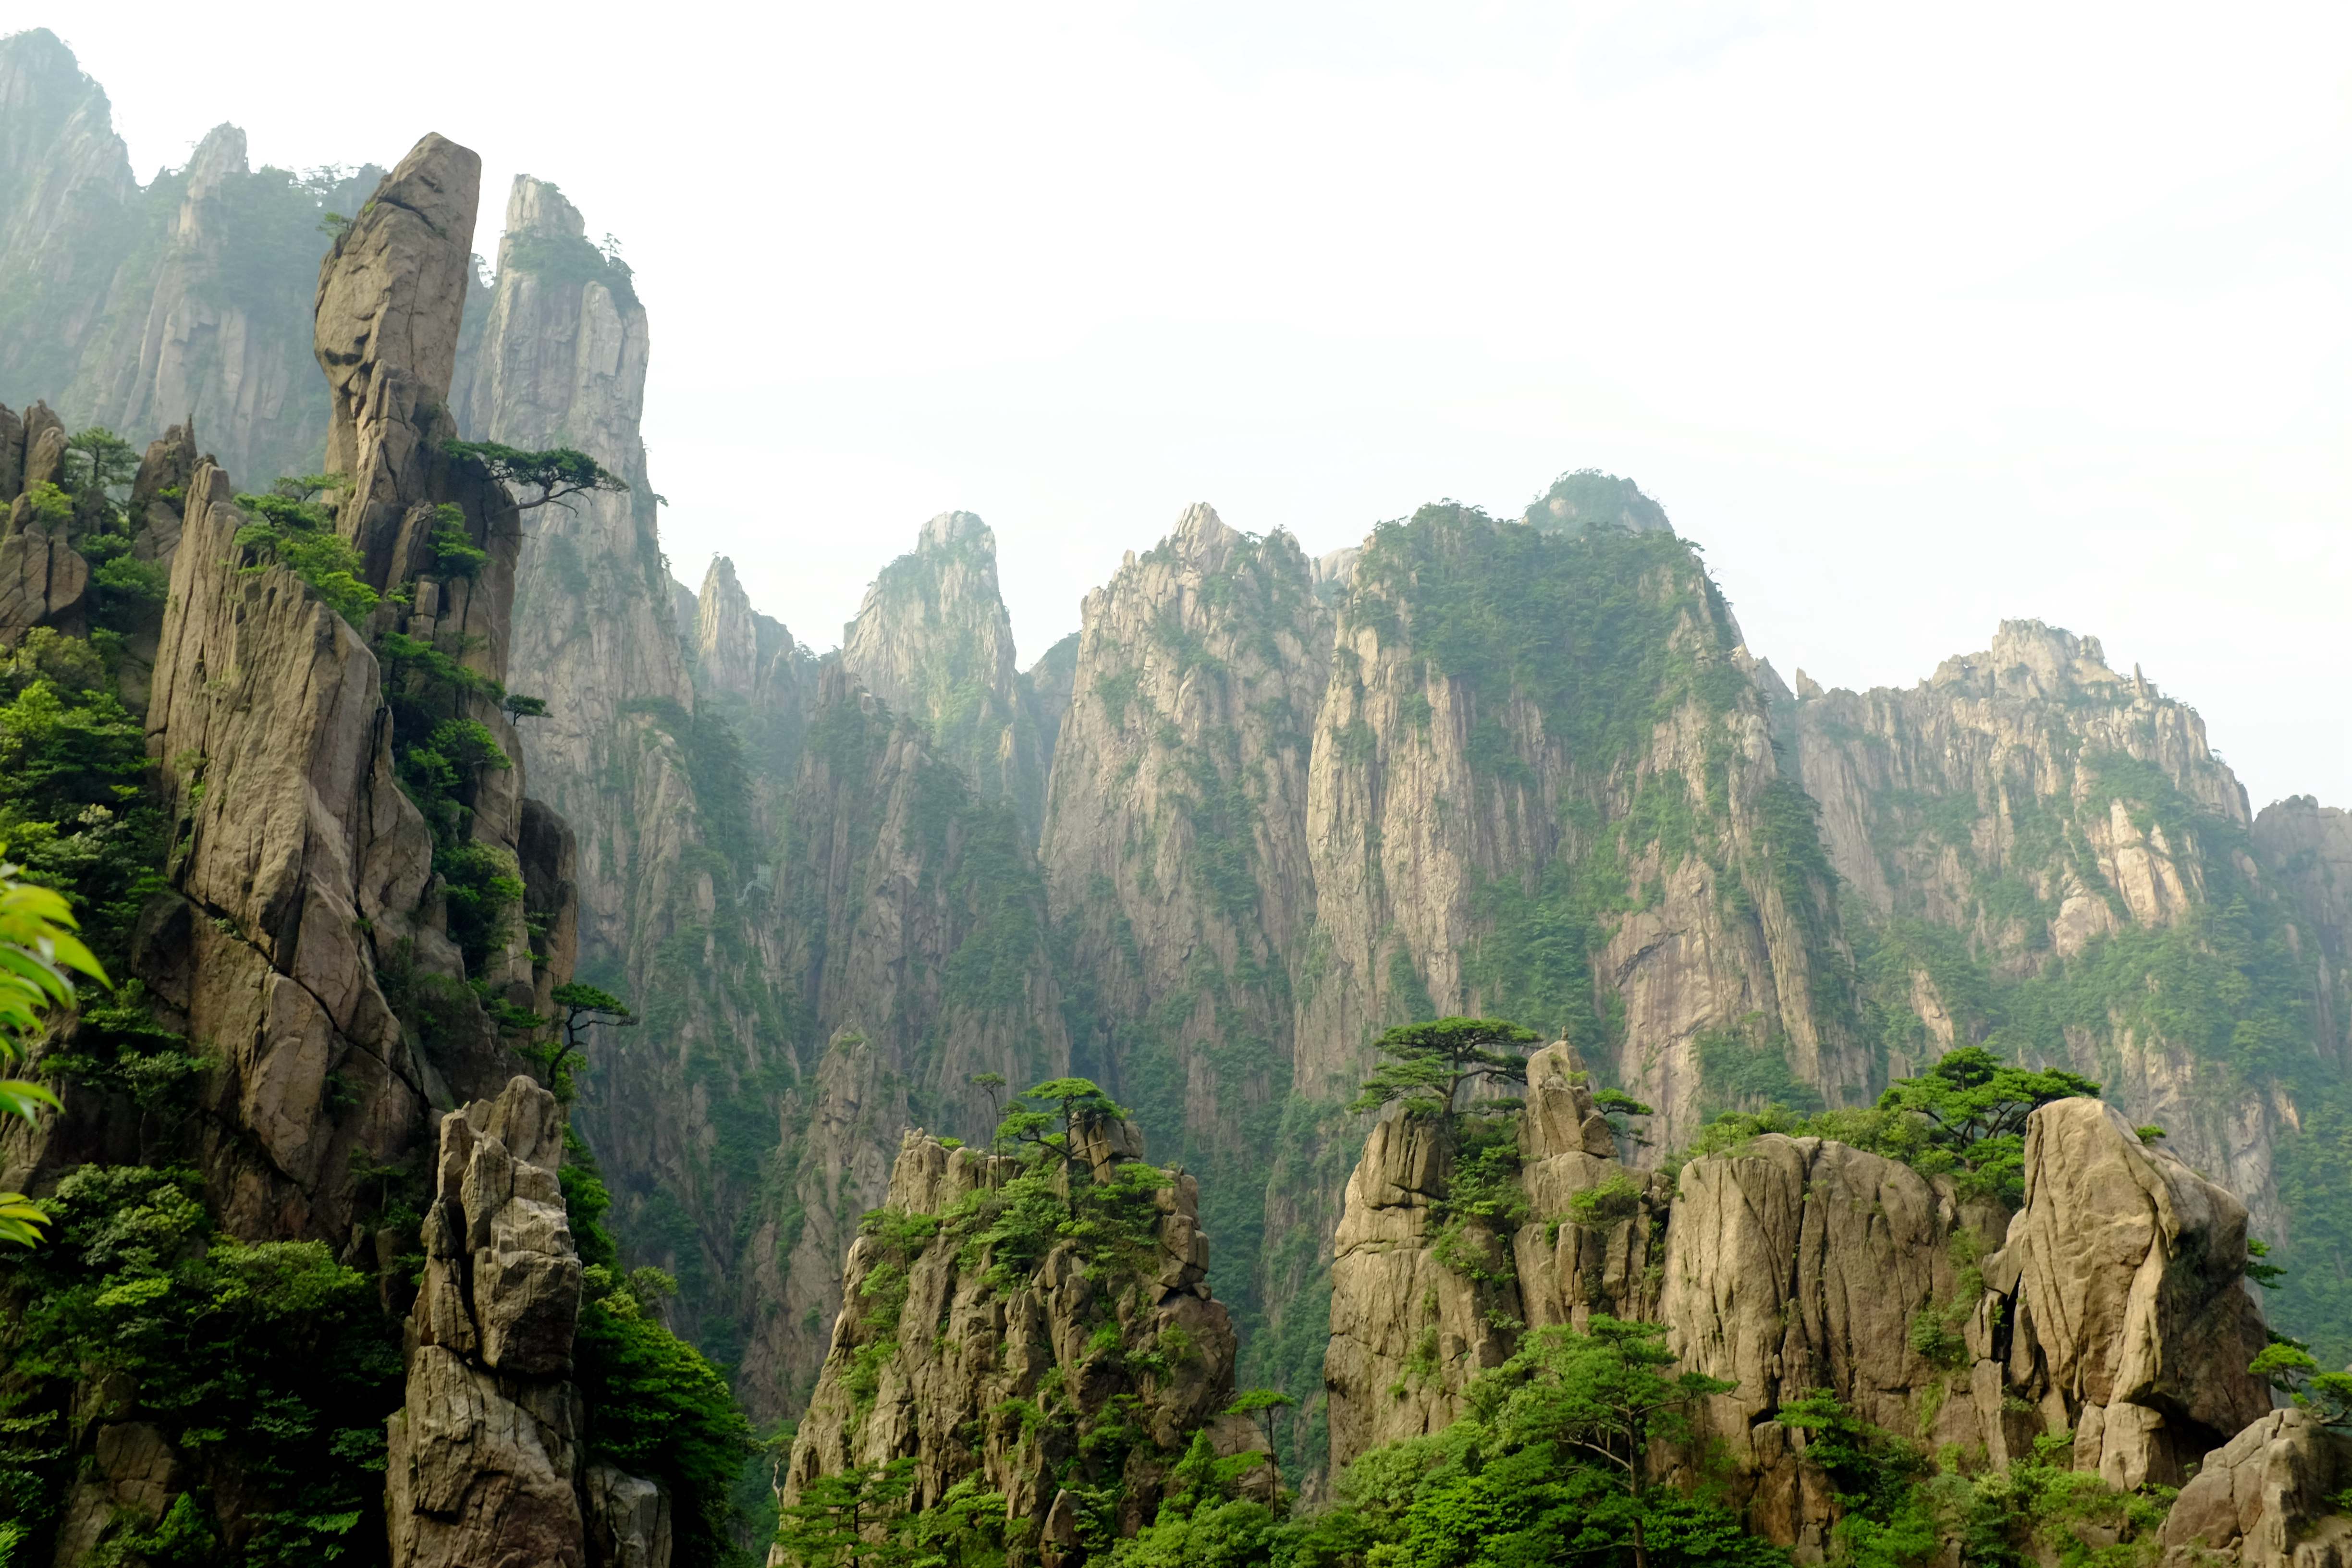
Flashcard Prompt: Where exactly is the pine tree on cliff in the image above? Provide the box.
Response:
[1348,1016,1542,1127]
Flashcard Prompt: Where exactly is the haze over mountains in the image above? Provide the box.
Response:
[2,24,2349,1568]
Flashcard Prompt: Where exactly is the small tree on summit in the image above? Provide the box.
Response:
[442,440,627,513]
[994,1077,1127,1219]
[1348,1016,1542,1127]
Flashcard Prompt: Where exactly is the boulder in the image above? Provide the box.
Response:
[2159,1408,2352,1568]
[1989,1098,2271,1487]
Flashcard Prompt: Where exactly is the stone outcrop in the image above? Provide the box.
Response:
[1326,1043,1668,1464]
[784,1122,1266,1556]
[2161,1409,2352,1568]
[389,1075,670,1568]
[1326,1079,2278,1553]
[1986,1097,2271,1488]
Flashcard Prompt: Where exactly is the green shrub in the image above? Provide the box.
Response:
[574,1267,750,1568]
[0,1166,400,1565]
[233,489,379,627]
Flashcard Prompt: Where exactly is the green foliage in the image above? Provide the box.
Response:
[993,1076,1131,1217]
[1676,1046,2097,1209]
[16,481,71,528]
[232,484,379,627]
[502,223,642,310]
[1429,1118,1530,1283]
[1695,1023,1824,1119]
[427,502,489,578]
[772,1457,916,1566]
[2251,1339,2352,1428]
[576,1264,753,1568]
[0,1166,400,1562]
[1874,1046,2098,1207]
[1567,1170,1643,1229]
[443,439,628,511]
[1348,1017,1539,1125]
[0,859,106,1240]
[62,428,138,501]
[523,982,636,1100]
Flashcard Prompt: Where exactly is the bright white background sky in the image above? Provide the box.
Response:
[58,1,2352,807]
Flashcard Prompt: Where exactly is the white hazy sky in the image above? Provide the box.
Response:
[54,1,2352,808]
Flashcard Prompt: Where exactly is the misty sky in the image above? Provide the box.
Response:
[61,2,2352,808]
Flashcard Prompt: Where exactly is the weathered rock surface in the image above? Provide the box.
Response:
[1986,1097,2271,1488]
[1326,1043,1668,1466]
[0,519,86,641]
[784,1123,1261,1553]
[2160,1409,2352,1568]
[134,459,477,1238]
[1328,1081,2280,1552]
[389,1076,591,1568]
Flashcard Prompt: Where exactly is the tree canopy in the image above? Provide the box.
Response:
[1348,1016,1542,1125]
[443,439,628,512]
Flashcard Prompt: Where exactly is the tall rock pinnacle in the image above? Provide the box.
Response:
[315,131,481,586]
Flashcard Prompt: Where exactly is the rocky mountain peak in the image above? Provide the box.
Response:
[0,29,123,185]
[695,553,760,697]
[1524,467,1674,535]
[317,131,481,583]
[918,506,991,552]
[841,507,1050,829]
[1924,616,2130,702]
[181,122,245,195]
[505,171,588,238]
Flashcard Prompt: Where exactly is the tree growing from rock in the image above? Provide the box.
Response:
[1476,1317,1745,1568]
[514,983,636,1101]
[1348,1016,1542,1127]
[996,1076,1128,1219]
[772,1457,916,1566]
[442,439,628,512]
[1875,1045,2099,1204]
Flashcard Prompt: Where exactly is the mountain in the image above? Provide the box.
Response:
[2,31,2348,1566]
[0,30,383,485]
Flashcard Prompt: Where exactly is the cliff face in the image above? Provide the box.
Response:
[1786,621,2352,1349]
[731,665,1074,1416]
[1297,499,1859,1141]
[457,176,696,972]
[0,131,618,1568]
[784,1120,1268,1560]
[122,131,571,1242]
[0,31,380,485]
[839,512,1054,836]
[1325,1053,2273,1554]
[1038,504,1330,1368]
